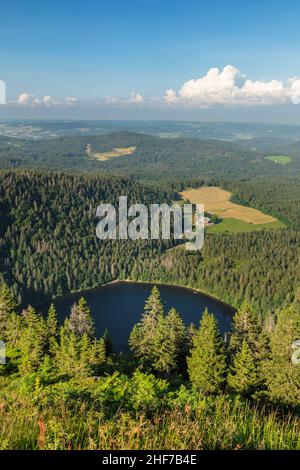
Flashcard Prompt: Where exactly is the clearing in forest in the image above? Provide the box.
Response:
[180,186,279,225]
[265,155,292,165]
[86,145,136,161]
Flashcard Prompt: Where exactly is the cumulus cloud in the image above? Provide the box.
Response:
[130,92,144,104]
[17,93,34,105]
[65,96,78,106]
[163,65,300,107]
[16,94,80,107]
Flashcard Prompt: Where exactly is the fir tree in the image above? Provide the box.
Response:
[47,304,58,354]
[68,297,95,338]
[187,310,226,394]
[90,337,108,375]
[229,302,268,387]
[55,324,92,378]
[47,304,58,337]
[153,308,187,375]
[19,306,48,374]
[230,302,266,359]
[263,305,300,406]
[129,286,164,365]
[102,329,113,357]
[228,339,258,396]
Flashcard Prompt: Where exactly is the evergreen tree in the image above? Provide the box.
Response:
[90,337,108,375]
[47,304,58,337]
[47,304,58,354]
[153,308,187,375]
[129,286,164,365]
[187,310,226,394]
[263,305,300,406]
[19,306,48,374]
[228,339,258,396]
[229,302,268,387]
[102,328,113,357]
[230,302,266,358]
[55,324,92,378]
[144,286,164,318]
[68,297,95,338]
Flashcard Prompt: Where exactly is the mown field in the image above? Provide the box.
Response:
[180,186,283,233]
[86,145,136,161]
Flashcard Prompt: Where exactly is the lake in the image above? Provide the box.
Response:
[53,281,235,351]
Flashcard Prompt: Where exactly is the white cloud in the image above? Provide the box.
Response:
[16,93,72,107]
[17,92,34,105]
[65,96,78,106]
[289,78,300,104]
[163,65,300,107]
[16,93,58,107]
[130,92,144,104]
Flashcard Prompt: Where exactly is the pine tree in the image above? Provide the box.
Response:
[263,304,300,406]
[129,286,164,365]
[90,337,108,375]
[19,306,48,374]
[230,302,266,359]
[47,304,58,337]
[153,308,187,375]
[68,297,95,338]
[228,339,258,396]
[229,302,268,387]
[102,329,113,357]
[55,324,92,378]
[187,310,226,394]
[47,304,58,354]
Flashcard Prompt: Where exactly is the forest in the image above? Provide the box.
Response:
[0,130,299,450]
[1,131,300,181]
[0,283,299,449]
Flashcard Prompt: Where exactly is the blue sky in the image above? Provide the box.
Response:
[2,0,300,120]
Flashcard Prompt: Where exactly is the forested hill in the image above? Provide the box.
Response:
[0,170,298,316]
[1,131,299,180]
[0,170,174,306]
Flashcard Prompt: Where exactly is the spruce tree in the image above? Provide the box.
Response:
[47,304,58,337]
[102,329,113,357]
[47,304,58,354]
[55,324,92,378]
[263,305,300,406]
[19,306,48,374]
[153,308,187,375]
[68,297,95,338]
[228,339,258,396]
[129,286,164,365]
[187,310,226,394]
[229,302,268,387]
[90,337,108,375]
[230,302,266,359]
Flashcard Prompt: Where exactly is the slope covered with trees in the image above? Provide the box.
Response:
[0,285,299,450]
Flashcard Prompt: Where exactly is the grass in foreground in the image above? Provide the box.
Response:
[0,377,299,450]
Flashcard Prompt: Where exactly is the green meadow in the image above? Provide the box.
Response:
[207,217,285,234]
[266,155,293,165]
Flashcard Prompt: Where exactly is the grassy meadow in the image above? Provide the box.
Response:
[265,155,293,165]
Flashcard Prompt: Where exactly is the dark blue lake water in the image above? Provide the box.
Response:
[54,281,234,351]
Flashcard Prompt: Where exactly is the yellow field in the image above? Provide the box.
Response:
[180,186,277,225]
[87,145,136,161]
